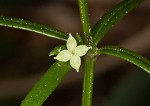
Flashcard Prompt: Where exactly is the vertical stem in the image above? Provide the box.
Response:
[78,0,95,106]
[78,0,91,43]
[82,56,95,106]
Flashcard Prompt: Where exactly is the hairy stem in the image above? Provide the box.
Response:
[78,0,91,44]
[82,56,95,106]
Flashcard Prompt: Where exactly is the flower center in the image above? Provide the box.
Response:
[71,48,77,56]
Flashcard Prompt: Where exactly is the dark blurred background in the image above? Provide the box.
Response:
[0,0,150,106]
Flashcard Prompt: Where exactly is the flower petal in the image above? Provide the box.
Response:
[67,34,77,52]
[54,50,72,62]
[70,55,81,72]
[74,45,91,56]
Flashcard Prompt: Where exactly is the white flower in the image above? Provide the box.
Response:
[54,34,91,72]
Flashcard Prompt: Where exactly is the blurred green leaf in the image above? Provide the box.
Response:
[105,71,150,106]
[92,0,144,44]
[0,16,68,41]
[98,45,150,74]
[21,61,71,106]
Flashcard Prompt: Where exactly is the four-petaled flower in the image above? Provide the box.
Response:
[54,34,91,72]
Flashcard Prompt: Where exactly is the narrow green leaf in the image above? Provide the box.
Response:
[0,16,68,41]
[76,33,84,45]
[98,46,150,74]
[92,0,144,44]
[21,61,71,106]
[49,45,66,56]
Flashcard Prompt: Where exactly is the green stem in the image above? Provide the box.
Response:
[78,0,91,43]
[78,0,95,106]
[82,56,95,106]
